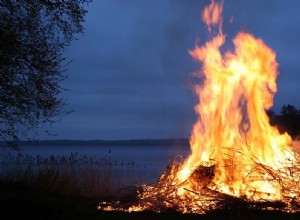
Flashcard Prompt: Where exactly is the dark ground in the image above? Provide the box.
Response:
[1,181,300,220]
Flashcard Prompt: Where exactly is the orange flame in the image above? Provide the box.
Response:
[201,0,223,33]
[99,0,300,213]
[177,0,296,201]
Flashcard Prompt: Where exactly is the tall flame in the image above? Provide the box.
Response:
[178,0,295,200]
[99,0,300,213]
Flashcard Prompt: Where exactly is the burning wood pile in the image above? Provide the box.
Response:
[99,153,300,214]
[98,0,300,214]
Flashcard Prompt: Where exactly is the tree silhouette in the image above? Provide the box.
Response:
[268,104,300,140]
[281,104,298,116]
[0,0,90,147]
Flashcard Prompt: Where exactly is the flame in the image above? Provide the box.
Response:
[178,0,295,201]
[99,0,300,213]
[201,0,223,33]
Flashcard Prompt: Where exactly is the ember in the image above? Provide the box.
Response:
[99,0,300,214]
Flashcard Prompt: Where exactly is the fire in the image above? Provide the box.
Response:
[178,0,295,201]
[201,0,223,33]
[99,0,300,213]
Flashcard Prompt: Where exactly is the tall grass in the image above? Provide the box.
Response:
[0,151,147,198]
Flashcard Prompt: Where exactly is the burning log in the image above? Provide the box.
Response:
[189,164,215,191]
[190,164,215,184]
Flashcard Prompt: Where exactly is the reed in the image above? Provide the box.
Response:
[0,151,147,198]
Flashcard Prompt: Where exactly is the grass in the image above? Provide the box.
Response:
[1,150,300,219]
[1,181,300,220]
[0,150,147,219]
[0,151,147,198]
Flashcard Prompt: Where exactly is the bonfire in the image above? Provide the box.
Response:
[99,0,300,214]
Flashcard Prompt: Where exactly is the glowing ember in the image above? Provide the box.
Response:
[99,0,300,213]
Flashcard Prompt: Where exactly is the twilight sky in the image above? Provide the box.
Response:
[37,0,300,140]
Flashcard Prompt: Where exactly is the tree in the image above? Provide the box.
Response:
[269,104,300,139]
[281,104,298,116]
[0,0,91,147]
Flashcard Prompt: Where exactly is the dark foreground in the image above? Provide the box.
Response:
[1,181,300,220]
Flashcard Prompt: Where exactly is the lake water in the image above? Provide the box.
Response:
[0,144,191,185]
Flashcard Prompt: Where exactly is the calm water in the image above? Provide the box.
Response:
[1,144,191,184]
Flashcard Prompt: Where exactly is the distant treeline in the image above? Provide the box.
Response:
[16,138,190,148]
[267,104,300,140]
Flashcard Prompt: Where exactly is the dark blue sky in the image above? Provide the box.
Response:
[37,0,300,140]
